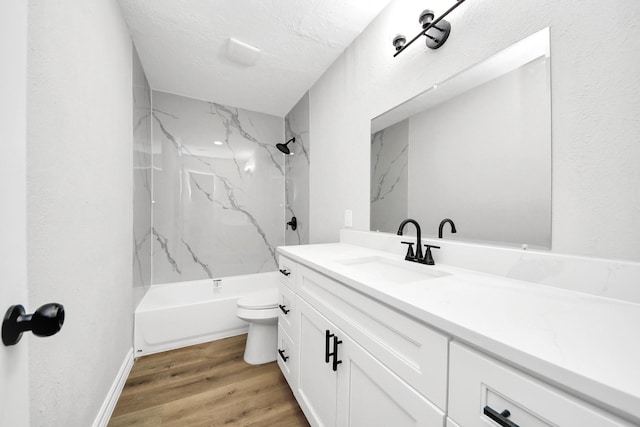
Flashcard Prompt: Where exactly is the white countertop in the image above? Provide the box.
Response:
[278,243,640,423]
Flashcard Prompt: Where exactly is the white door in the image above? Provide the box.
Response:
[0,0,30,426]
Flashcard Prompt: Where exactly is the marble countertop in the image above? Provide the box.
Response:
[278,242,640,423]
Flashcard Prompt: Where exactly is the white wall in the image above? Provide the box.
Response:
[27,0,134,425]
[0,1,30,425]
[309,0,640,262]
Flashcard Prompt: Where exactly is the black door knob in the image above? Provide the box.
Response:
[2,303,65,346]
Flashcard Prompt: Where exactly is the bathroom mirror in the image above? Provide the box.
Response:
[371,28,551,249]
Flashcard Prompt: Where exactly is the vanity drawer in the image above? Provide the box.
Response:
[278,255,297,290]
[277,324,297,389]
[278,282,297,339]
[448,342,633,427]
[297,264,449,410]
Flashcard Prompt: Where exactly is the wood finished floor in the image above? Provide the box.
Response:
[108,334,309,427]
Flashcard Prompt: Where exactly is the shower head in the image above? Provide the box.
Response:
[276,137,296,155]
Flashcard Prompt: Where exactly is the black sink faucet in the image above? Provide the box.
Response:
[397,218,424,261]
[438,218,457,239]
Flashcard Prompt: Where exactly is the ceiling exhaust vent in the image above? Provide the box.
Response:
[226,37,261,66]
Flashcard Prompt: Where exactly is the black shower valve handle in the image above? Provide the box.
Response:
[286,216,297,231]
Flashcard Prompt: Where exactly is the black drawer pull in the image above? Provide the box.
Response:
[279,269,291,276]
[278,304,290,315]
[483,406,519,427]
[278,349,289,362]
[332,335,343,372]
[325,330,334,363]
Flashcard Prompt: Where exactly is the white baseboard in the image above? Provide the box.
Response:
[92,347,134,427]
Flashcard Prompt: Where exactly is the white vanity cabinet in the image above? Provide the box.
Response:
[296,263,450,410]
[277,250,637,427]
[296,297,445,427]
[278,255,446,427]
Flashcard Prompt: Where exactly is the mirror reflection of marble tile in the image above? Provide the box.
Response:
[370,120,408,233]
[151,91,285,284]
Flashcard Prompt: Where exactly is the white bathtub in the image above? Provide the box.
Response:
[134,271,279,356]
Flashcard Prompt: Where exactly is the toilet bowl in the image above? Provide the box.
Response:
[236,288,279,365]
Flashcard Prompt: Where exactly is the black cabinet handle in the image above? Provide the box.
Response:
[278,348,289,362]
[483,406,519,427]
[332,335,343,372]
[279,269,291,277]
[278,304,290,315]
[325,329,335,363]
[2,303,65,346]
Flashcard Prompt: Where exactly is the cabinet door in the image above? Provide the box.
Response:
[337,334,445,427]
[297,298,339,427]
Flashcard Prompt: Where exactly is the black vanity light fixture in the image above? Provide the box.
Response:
[392,0,467,57]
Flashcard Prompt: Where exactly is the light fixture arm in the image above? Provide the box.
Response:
[393,0,467,57]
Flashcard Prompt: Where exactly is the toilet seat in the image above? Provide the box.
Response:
[237,288,279,310]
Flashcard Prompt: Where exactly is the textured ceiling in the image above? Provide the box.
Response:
[118,0,391,116]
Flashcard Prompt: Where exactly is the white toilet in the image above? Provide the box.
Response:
[236,288,279,365]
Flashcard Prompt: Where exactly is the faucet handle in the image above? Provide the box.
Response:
[401,241,415,260]
[422,244,440,265]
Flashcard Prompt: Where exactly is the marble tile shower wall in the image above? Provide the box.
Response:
[370,119,409,233]
[284,93,310,245]
[132,45,152,299]
[151,91,285,284]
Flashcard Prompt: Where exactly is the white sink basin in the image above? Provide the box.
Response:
[337,256,450,284]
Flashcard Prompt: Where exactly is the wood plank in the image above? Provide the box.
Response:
[108,406,163,427]
[108,334,309,426]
